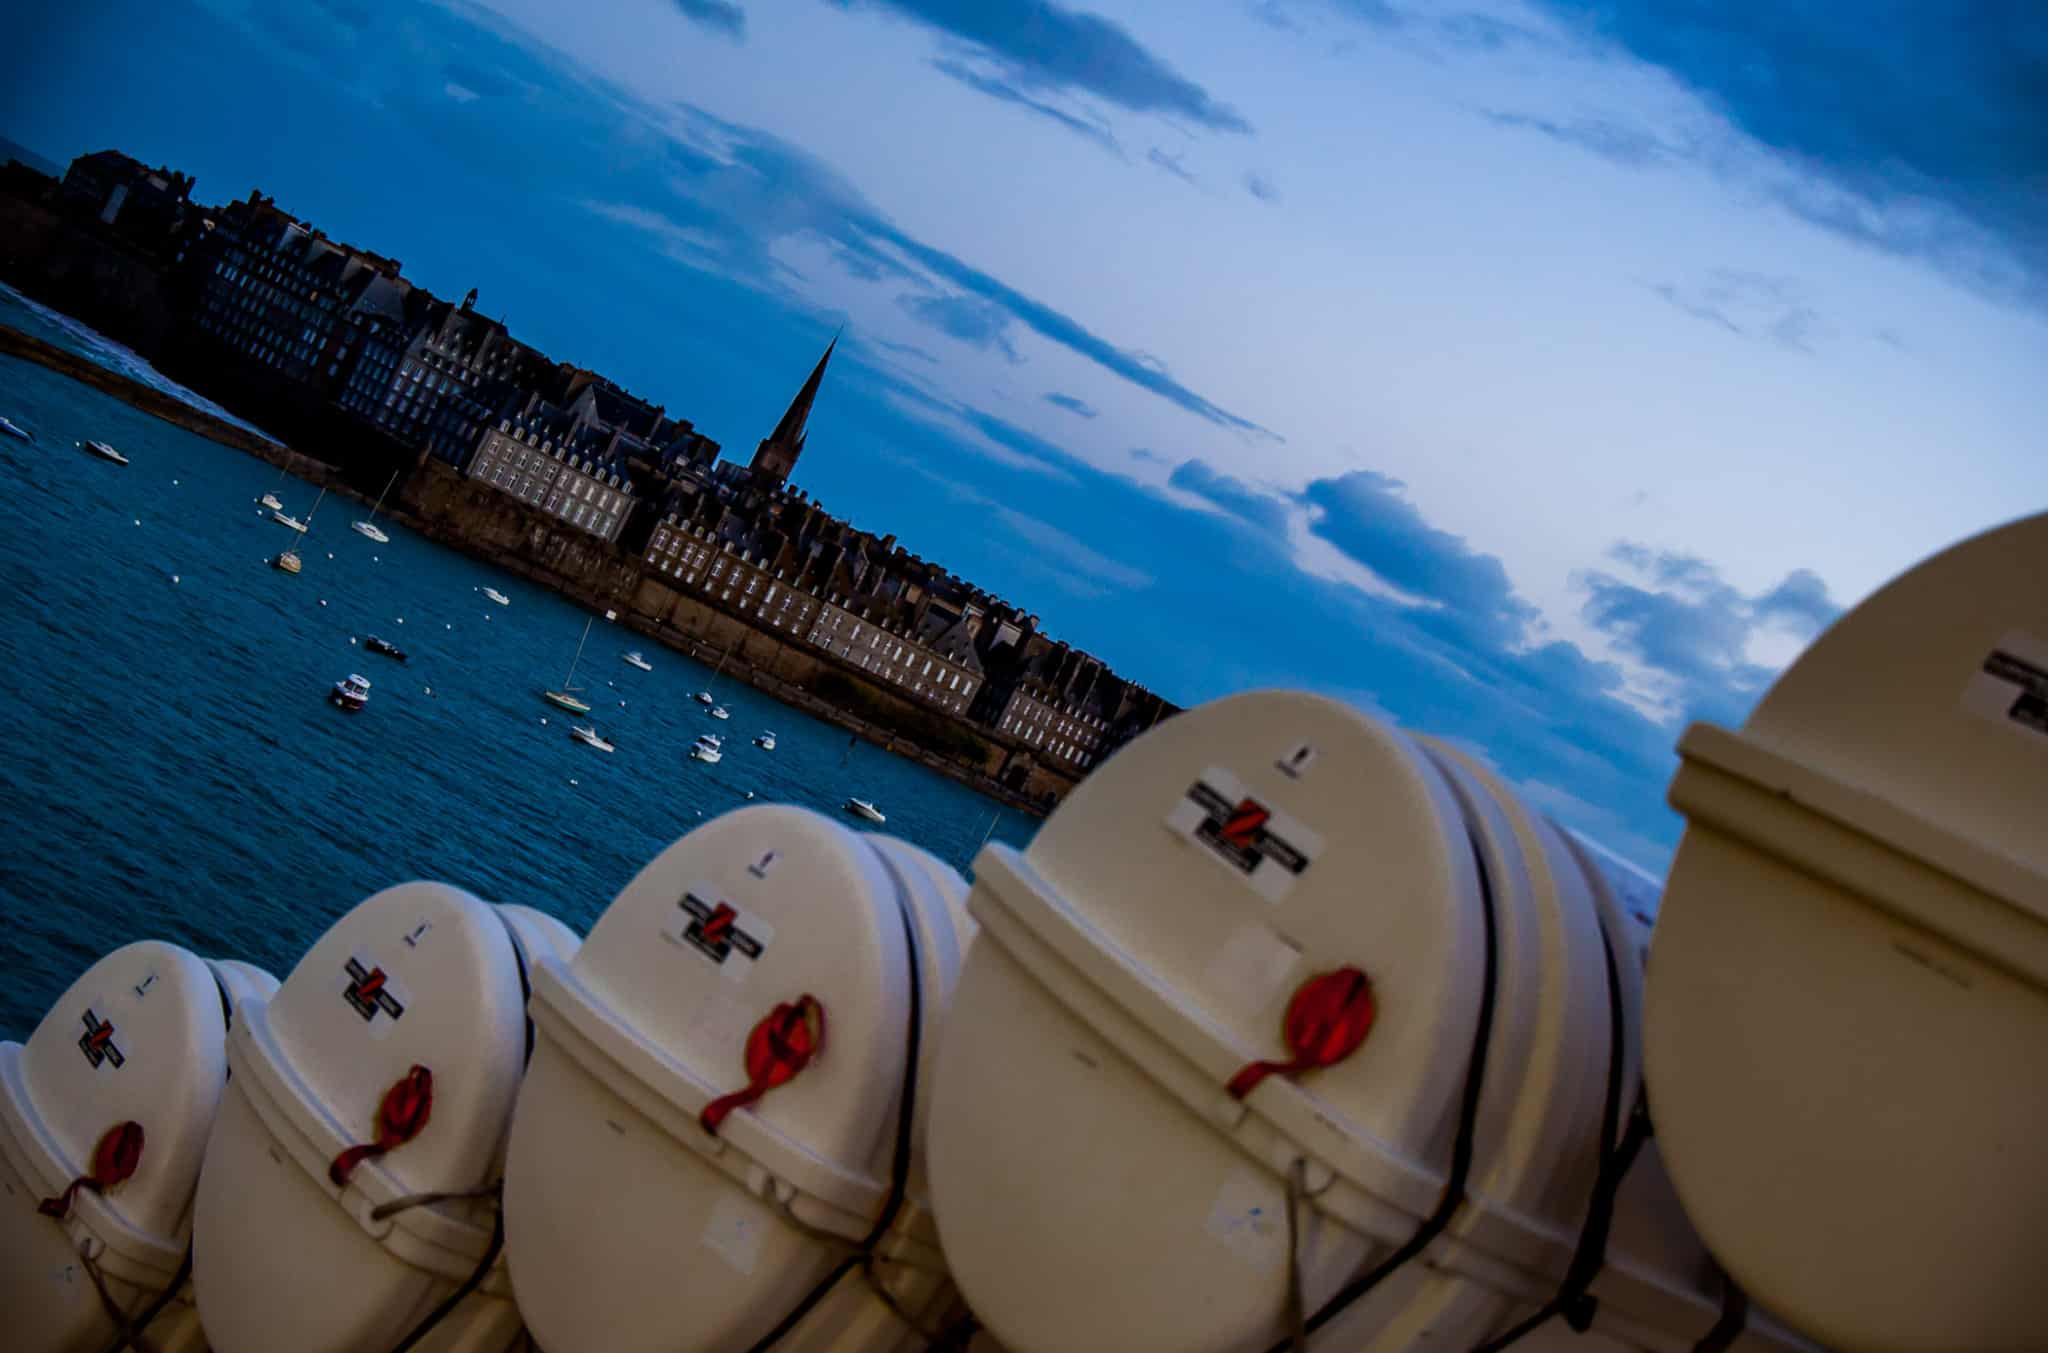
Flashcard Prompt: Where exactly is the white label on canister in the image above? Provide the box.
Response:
[340,955,409,1040]
[76,995,126,1078]
[1166,766,1324,904]
[1204,1166,1288,1271]
[1962,631,2048,745]
[1205,924,1303,1023]
[701,1190,766,1275]
[663,889,776,983]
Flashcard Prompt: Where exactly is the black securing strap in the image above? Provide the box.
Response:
[1691,1271,1749,1353]
[1263,818,1504,1353]
[739,878,927,1352]
[1469,905,1651,1352]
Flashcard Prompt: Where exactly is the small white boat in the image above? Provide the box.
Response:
[484,587,510,606]
[351,469,396,542]
[0,415,32,442]
[258,492,284,511]
[270,511,308,533]
[81,439,129,465]
[569,726,615,753]
[843,797,886,824]
[330,673,371,711]
[688,733,723,764]
[753,730,777,751]
[272,549,302,574]
[694,691,714,706]
[710,705,730,721]
[542,616,594,714]
[622,651,653,672]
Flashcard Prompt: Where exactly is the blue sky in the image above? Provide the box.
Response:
[7,0,2044,869]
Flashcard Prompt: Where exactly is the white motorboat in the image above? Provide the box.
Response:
[753,730,777,751]
[81,439,129,465]
[270,511,307,532]
[484,587,510,606]
[0,415,32,442]
[622,651,653,672]
[272,549,302,574]
[258,492,284,511]
[542,616,594,714]
[329,673,370,711]
[709,705,730,721]
[694,690,714,706]
[351,469,397,542]
[843,797,886,824]
[569,726,615,753]
[688,733,723,764]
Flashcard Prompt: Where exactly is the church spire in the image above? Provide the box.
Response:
[769,331,836,453]
[751,330,838,487]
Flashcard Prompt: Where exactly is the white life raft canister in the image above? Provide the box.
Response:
[1650,511,2048,1352]
[926,691,1815,1352]
[501,805,970,1353]
[1,940,276,1353]
[192,883,560,1353]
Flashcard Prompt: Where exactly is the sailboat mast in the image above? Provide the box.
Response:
[369,470,397,521]
[563,616,593,688]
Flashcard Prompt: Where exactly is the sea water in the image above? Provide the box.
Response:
[0,348,1037,1036]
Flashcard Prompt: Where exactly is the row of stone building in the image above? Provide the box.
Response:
[28,149,1178,781]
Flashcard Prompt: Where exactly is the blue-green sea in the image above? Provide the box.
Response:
[0,330,1036,1037]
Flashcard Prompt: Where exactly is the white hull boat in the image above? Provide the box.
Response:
[622,651,653,672]
[754,731,777,751]
[0,415,32,442]
[541,616,595,715]
[270,511,307,533]
[843,797,886,824]
[330,672,371,711]
[569,726,615,753]
[258,492,284,511]
[709,705,730,721]
[688,734,723,764]
[81,439,129,465]
[484,587,510,606]
[351,468,397,544]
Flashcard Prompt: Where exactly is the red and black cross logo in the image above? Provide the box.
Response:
[679,893,766,966]
[343,958,406,1024]
[78,1009,125,1071]
[1186,780,1310,879]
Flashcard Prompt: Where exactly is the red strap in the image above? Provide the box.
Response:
[1227,967,1376,1100]
[701,995,826,1134]
[330,1065,434,1186]
[39,1120,145,1219]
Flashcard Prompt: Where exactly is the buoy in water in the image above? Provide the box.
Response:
[170,574,180,584]
[540,718,548,726]
[319,600,328,607]
[569,778,579,786]
[349,637,357,645]
[133,518,141,525]
[396,617,404,624]
[326,552,333,560]
[446,623,452,629]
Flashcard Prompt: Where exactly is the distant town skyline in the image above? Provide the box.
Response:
[7,0,2042,869]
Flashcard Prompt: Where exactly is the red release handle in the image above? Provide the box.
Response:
[1227,967,1376,1100]
[330,1064,434,1186]
[39,1120,145,1219]
[701,995,827,1134]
